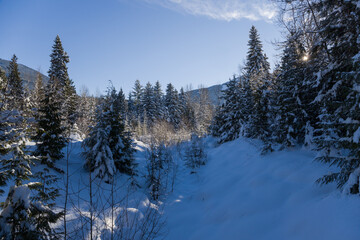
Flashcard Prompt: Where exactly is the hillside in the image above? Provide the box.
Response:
[0,58,49,89]
[165,138,360,240]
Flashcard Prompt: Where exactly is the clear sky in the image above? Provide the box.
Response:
[0,0,283,95]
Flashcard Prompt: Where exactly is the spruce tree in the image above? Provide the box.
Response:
[312,0,360,193]
[243,26,272,142]
[6,55,24,110]
[83,87,135,180]
[48,35,70,92]
[215,76,242,143]
[273,35,306,148]
[164,83,181,130]
[142,82,156,128]
[63,78,78,133]
[153,81,164,121]
[35,78,66,165]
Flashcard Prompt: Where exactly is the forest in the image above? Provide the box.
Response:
[0,0,360,239]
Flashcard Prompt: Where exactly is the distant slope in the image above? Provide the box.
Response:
[0,58,49,90]
[188,83,225,106]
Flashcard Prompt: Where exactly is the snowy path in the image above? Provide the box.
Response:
[165,138,360,240]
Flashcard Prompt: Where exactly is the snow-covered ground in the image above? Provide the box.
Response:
[2,137,359,239]
[164,137,360,240]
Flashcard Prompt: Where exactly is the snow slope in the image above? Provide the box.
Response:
[165,137,360,240]
[1,137,359,239]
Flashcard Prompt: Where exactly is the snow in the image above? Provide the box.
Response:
[164,137,360,240]
[1,137,359,239]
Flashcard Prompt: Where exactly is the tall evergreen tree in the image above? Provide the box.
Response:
[142,82,156,128]
[243,26,272,143]
[164,83,181,130]
[153,81,164,121]
[131,79,143,119]
[215,76,242,143]
[273,34,307,148]
[312,0,360,193]
[35,78,66,165]
[83,87,136,180]
[6,55,24,110]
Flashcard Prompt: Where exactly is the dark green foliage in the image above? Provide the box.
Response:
[311,0,360,193]
[35,78,66,164]
[83,86,136,180]
[273,36,307,147]
[213,76,242,143]
[6,55,24,110]
[164,83,181,130]
[64,78,78,131]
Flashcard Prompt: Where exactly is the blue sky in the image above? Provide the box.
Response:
[0,0,282,95]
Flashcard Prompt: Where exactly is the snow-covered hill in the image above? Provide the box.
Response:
[164,137,360,240]
[0,58,49,90]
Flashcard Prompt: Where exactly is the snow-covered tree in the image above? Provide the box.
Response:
[142,82,156,128]
[34,77,66,165]
[312,0,360,193]
[214,76,242,143]
[273,34,307,148]
[153,81,164,121]
[6,55,24,111]
[83,101,115,182]
[164,83,181,130]
[83,87,136,181]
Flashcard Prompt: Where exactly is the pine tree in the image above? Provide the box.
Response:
[35,78,66,165]
[48,35,70,93]
[244,26,269,90]
[273,34,306,148]
[63,78,78,134]
[6,55,24,110]
[179,87,196,131]
[0,116,62,239]
[132,79,143,120]
[83,87,136,180]
[243,26,272,143]
[164,83,181,130]
[153,81,164,121]
[215,76,242,143]
[142,82,156,128]
[83,100,115,182]
[48,35,77,134]
[312,0,360,193]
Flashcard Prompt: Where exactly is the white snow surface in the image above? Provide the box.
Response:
[164,137,360,240]
[1,137,359,239]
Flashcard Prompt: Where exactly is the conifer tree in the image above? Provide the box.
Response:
[83,98,115,182]
[132,79,143,120]
[243,26,272,142]
[215,76,242,143]
[312,0,360,193]
[164,83,181,130]
[83,87,136,180]
[48,35,77,134]
[6,55,24,110]
[48,35,70,93]
[153,81,164,121]
[63,78,78,133]
[142,82,156,128]
[35,78,66,165]
[273,35,306,147]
